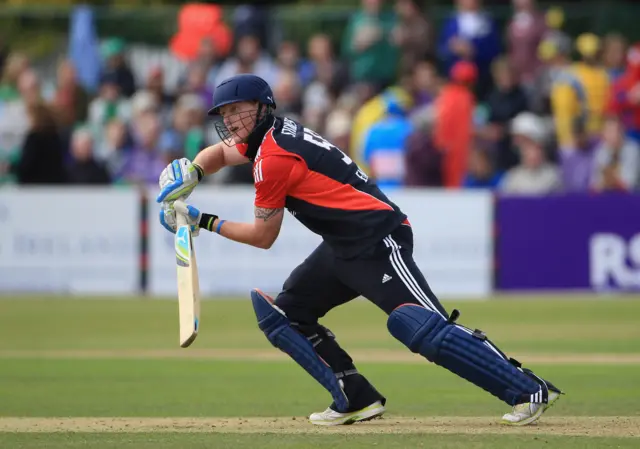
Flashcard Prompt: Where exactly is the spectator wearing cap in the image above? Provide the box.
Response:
[591,116,640,192]
[100,38,136,97]
[437,0,501,102]
[530,30,572,115]
[66,128,111,184]
[342,0,399,90]
[361,94,413,191]
[506,0,547,88]
[479,57,529,172]
[433,60,477,188]
[551,33,610,148]
[607,43,640,142]
[539,6,571,59]
[350,85,413,175]
[544,6,565,35]
[499,112,561,195]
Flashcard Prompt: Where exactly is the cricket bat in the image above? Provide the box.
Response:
[174,208,200,348]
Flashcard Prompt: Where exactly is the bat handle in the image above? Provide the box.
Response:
[176,212,188,227]
[174,200,189,227]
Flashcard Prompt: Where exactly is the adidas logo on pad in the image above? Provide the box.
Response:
[382,274,392,284]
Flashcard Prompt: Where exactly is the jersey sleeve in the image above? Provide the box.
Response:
[254,156,304,209]
[235,143,249,157]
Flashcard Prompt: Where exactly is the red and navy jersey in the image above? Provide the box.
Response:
[237,116,408,258]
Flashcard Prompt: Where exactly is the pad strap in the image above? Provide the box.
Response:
[251,290,349,411]
[388,304,545,406]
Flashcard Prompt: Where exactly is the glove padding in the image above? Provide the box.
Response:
[159,201,202,236]
[157,158,202,203]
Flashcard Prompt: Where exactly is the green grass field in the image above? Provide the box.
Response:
[0,296,639,448]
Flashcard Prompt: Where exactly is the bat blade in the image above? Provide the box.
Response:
[175,214,200,348]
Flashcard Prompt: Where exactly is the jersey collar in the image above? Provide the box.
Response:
[244,114,276,161]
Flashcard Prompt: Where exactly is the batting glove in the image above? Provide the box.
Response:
[159,201,219,236]
[159,201,200,236]
[156,158,204,203]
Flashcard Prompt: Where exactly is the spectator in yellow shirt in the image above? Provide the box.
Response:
[350,86,413,174]
[551,33,610,147]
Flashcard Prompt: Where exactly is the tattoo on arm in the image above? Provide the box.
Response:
[255,207,283,222]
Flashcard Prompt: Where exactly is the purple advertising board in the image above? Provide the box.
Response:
[497,194,640,291]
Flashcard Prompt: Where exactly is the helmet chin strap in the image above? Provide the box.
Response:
[242,103,274,161]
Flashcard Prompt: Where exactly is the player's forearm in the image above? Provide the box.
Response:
[193,143,226,175]
[202,219,274,249]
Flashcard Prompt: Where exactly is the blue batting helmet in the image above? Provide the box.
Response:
[208,74,276,116]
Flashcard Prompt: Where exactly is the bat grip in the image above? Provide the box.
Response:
[174,200,189,227]
[176,212,188,227]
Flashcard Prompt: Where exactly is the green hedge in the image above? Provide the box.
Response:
[1,1,639,60]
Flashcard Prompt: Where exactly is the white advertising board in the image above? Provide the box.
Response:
[390,189,493,298]
[0,187,139,294]
[148,186,323,297]
[148,187,493,299]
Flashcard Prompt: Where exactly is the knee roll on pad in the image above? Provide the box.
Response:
[387,304,544,406]
[250,289,349,412]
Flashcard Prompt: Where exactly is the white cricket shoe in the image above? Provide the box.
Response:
[501,390,562,426]
[309,401,386,426]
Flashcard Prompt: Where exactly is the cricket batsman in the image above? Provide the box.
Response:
[157,74,563,426]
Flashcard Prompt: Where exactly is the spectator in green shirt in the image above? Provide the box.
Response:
[0,53,29,102]
[342,0,399,91]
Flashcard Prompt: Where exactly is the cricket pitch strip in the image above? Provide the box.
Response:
[0,416,638,437]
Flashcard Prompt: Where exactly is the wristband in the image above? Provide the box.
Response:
[193,163,204,181]
[215,220,226,234]
[199,213,218,232]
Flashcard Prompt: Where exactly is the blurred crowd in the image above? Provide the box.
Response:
[1,0,640,195]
